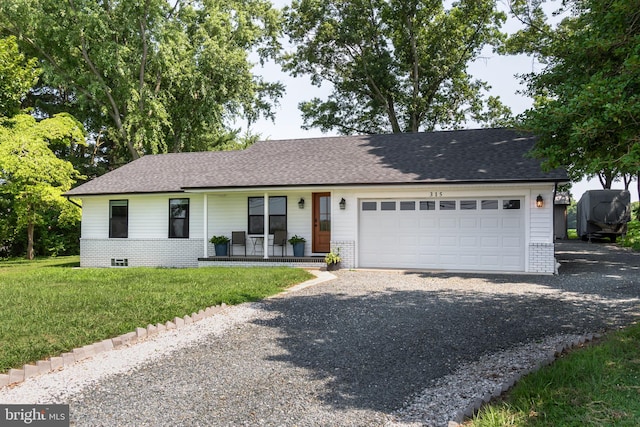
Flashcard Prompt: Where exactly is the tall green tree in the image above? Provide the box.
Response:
[0,114,84,259]
[282,0,511,134]
[505,0,640,194]
[0,0,284,161]
[0,36,40,117]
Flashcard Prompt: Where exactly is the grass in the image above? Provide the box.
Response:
[0,258,313,372]
[621,220,640,251]
[0,255,81,270]
[466,322,640,426]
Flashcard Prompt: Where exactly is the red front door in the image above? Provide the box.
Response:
[313,192,331,253]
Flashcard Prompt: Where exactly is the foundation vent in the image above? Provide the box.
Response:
[110,258,129,267]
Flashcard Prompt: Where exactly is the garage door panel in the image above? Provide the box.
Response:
[420,218,437,228]
[502,217,522,229]
[480,236,499,248]
[398,239,419,249]
[458,255,478,265]
[439,218,457,228]
[502,255,520,270]
[460,236,477,247]
[502,236,522,248]
[399,220,420,232]
[419,236,438,246]
[460,218,478,228]
[481,217,499,229]
[359,198,524,271]
[438,254,459,266]
[439,236,457,246]
[480,255,500,268]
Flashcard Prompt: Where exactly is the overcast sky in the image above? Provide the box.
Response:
[245,0,637,202]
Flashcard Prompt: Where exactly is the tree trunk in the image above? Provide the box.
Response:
[26,222,35,260]
[598,171,613,189]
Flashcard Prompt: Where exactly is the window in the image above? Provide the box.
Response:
[362,201,377,211]
[169,198,189,238]
[481,200,499,210]
[420,201,436,211]
[381,201,396,211]
[460,200,477,210]
[503,199,521,210]
[109,200,128,238]
[248,196,287,234]
[400,201,416,211]
[439,200,456,210]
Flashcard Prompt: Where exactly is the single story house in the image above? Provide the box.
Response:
[65,128,568,274]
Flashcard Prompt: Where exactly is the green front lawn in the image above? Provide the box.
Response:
[467,322,640,426]
[0,259,312,372]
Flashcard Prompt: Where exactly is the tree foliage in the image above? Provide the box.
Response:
[282,0,511,135]
[505,0,640,188]
[0,0,284,161]
[0,114,84,259]
[0,36,40,117]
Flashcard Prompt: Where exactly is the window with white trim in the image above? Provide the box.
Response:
[248,196,287,234]
[169,198,189,238]
[109,200,128,238]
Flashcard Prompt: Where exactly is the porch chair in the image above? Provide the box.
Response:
[271,230,287,257]
[230,231,246,256]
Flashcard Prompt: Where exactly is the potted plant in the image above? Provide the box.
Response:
[288,235,306,257]
[210,235,230,256]
[324,248,341,271]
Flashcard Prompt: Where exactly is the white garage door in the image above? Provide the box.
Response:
[359,198,525,271]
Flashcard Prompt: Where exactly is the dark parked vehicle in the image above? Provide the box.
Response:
[577,189,631,242]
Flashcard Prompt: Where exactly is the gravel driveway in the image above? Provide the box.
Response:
[2,240,639,426]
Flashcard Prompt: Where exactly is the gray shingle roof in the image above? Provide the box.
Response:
[65,128,568,196]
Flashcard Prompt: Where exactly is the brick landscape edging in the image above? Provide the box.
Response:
[0,304,230,389]
[0,270,333,390]
[447,333,601,426]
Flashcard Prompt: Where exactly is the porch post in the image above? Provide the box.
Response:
[203,193,208,258]
[263,192,269,259]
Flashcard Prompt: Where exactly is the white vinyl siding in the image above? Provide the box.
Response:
[81,197,110,239]
[80,194,203,239]
[529,189,555,243]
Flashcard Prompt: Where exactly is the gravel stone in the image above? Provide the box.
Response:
[1,240,639,426]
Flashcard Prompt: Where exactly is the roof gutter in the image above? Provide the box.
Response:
[65,196,82,209]
[182,178,570,193]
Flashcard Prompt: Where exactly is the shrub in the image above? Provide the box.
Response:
[621,220,640,251]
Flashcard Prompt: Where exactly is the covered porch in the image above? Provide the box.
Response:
[196,189,334,260]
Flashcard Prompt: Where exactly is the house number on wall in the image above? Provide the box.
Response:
[428,191,444,197]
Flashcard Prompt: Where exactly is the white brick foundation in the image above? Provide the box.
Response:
[330,240,355,269]
[528,243,556,274]
[80,239,204,268]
